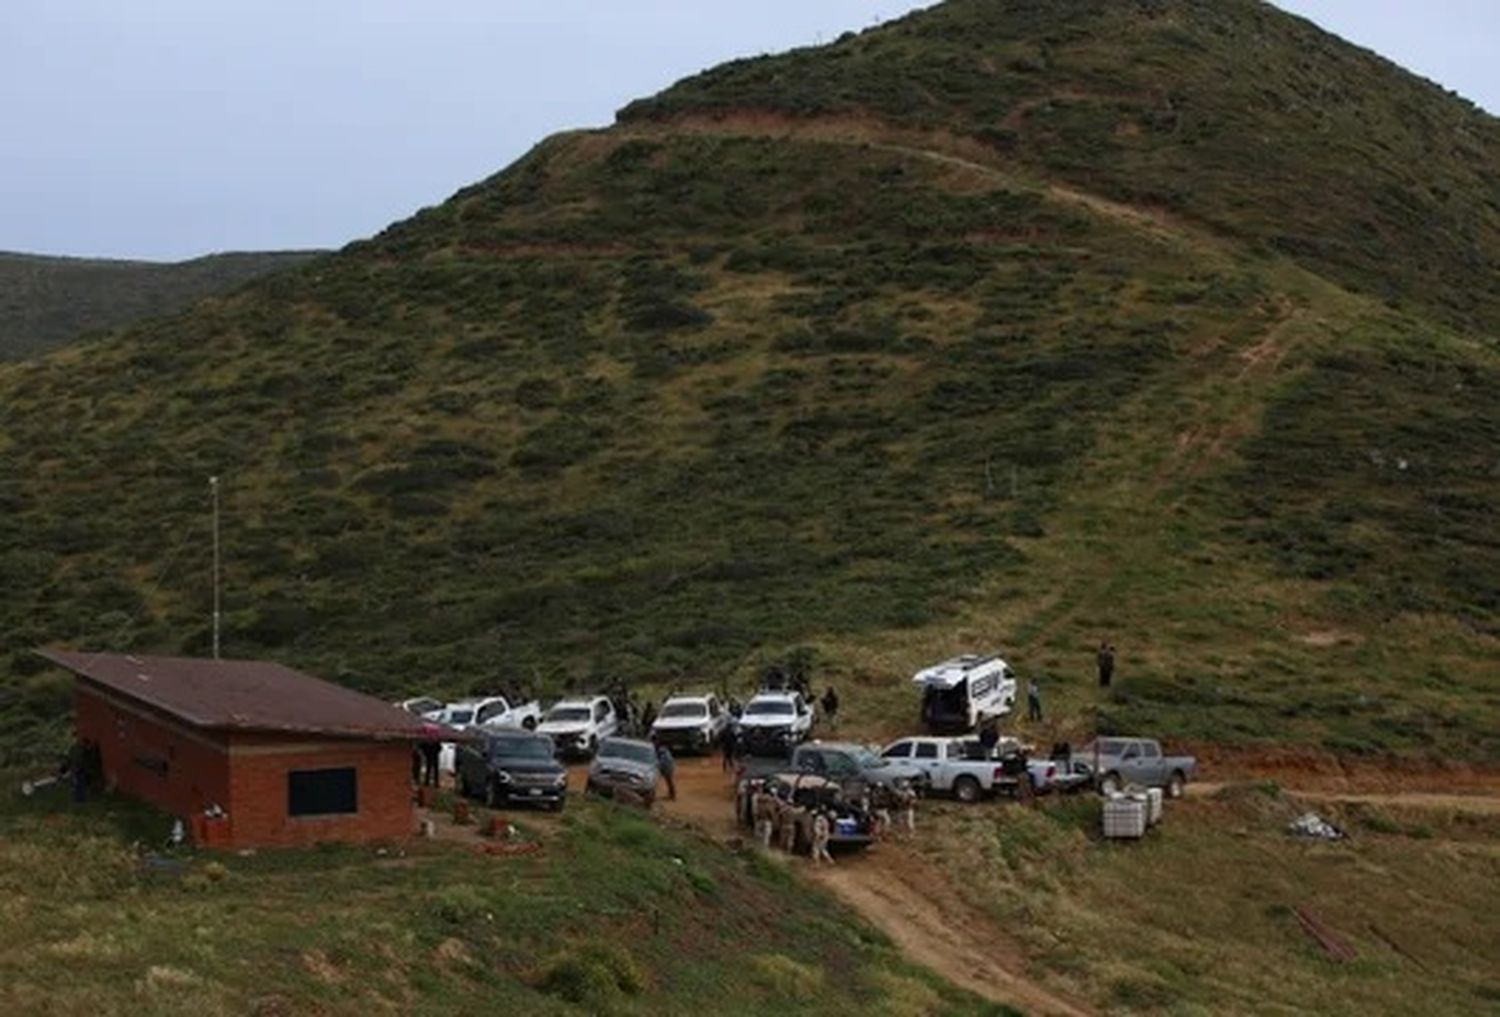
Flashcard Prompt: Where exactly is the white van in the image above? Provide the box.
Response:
[912,654,1016,731]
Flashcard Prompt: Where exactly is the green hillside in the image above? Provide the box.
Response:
[2,0,1497,765]
[0,249,321,359]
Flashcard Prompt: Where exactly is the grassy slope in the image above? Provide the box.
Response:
[0,250,322,359]
[1,0,1498,769]
[0,781,996,1016]
[926,787,1500,1015]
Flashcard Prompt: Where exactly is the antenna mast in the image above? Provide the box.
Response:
[211,475,221,659]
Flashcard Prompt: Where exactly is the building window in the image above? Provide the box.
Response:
[287,767,358,817]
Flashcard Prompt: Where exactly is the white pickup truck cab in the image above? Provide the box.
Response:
[912,654,1017,731]
[738,690,814,756]
[651,693,728,754]
[537,696,618,758]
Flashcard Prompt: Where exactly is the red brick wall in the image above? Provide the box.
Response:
[225,734,415,848]
[75,683,231,819]
[75,682,415,849]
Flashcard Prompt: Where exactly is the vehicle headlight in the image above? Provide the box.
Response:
[552,774,568,788]
[495,770,513,784]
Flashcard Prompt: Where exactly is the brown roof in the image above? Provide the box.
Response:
[41,649,463,741]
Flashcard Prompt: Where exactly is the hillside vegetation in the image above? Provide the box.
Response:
[2,0,1498,766]
[0,250,321,359]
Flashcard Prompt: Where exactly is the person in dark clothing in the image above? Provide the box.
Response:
[820,687,840,730]
[420,739,441,787]
[1027,680,1043,722]
[1097,641,1116,688]
[977,718,1000,756]
[412,745,423,785]
[640,701,657,736]
[655,741,677,800]
[64,739,89,803]
[720,724,740,772]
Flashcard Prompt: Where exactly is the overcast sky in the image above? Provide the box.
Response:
[3,1,1496,261]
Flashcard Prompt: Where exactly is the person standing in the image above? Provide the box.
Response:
[640,700,657,737]
[820,686,840,731]
[810,810,835,865]
[1027,680,1043,722]
[978,718,1000,757]
[655,740,677,801]
[720,724,740,773]
[1096,641,1116,689]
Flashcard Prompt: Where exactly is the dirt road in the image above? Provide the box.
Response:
[641,756,1095,1015]
[1191,782,1500,816]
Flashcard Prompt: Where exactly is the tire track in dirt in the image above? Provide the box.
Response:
[650,758,1094,1015]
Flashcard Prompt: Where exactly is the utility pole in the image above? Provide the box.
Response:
[210,475,221,660]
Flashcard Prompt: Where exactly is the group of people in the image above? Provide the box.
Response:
[748,778,917,865]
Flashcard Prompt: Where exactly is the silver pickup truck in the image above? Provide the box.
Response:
[1079,738,1196,798]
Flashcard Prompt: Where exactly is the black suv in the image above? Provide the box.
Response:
[455,731,568,810]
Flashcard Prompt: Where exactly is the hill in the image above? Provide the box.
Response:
[0,249,322,359]
[1,0,1497,767]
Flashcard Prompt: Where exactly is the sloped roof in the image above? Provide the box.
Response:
[41,648,459,741]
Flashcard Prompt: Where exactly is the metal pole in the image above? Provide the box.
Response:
[211,475,221,660]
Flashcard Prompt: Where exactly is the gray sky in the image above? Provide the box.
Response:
[3,1,1496,261]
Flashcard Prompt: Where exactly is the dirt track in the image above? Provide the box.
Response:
[644,756,1095,1015]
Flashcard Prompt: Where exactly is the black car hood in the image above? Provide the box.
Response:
[490,758,565,776]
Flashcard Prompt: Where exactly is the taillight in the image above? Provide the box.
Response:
[1047,765,1056,779]
[993,768,1005,781]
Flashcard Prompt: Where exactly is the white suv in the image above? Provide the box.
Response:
[738,690,813,756]
[650,694,728,754]
[537,696,619,758]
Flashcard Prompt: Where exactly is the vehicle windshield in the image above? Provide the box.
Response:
[745,700,794,716]
[490,736,553,760]
[545,707,591,723]
[845,747,883,769]
[659,702,707,719]
[447,709,474,725]
[597,740,655,765]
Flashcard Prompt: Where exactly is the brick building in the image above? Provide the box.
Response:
[43,649,450,849]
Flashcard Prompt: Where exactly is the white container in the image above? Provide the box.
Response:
[1146,788,1164,826]
[1103,798,1147,839]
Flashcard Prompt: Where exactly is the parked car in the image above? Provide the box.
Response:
[586,737,661,806]
[650,693,729,754]
[881,735,1052,802]
[735,772,878,852]
[537,696,618,758]
[1078,738,1196,797]
[454,730,568,810]
[738,690,814,756]
[912,654,1017,731]
[394,696,444,718]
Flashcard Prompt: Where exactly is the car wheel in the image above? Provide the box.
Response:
[1100,772,1122,797]
[485,779,501,809]
[522,716,537,731]
[1167,771,1186,800]
[953,775,982,804]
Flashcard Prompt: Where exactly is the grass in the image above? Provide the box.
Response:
[922,788,1500,1015]
[0,250,321,359]
[0,774,991,1016]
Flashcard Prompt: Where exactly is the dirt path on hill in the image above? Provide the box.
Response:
[1190,782,1500,816]
[645,757,1094,1015]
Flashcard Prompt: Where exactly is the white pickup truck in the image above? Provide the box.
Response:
[536,695,619,758]
[880,736,1057,802]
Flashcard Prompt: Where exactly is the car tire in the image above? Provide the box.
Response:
[953,775,982,804]
[1100,772,1122,796]
[1167,771,1186,800]
[522,716,537,731]
[485,779,501,809]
